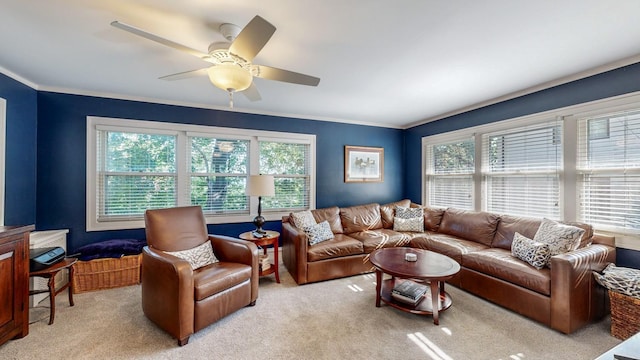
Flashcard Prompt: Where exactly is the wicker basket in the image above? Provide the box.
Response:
[72,254,142,293]
[609,290,640,340]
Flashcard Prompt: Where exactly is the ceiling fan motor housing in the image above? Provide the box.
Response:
[219,23,241,42]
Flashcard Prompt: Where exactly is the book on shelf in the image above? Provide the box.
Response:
[259,254,271,271]
[391,280,428,305]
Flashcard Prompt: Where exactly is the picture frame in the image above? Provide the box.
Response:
[344,145,384,183]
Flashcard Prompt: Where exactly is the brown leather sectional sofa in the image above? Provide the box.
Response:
[281,199,616,334]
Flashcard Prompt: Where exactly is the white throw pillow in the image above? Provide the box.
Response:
[511,232,551,269]
[165,240,218,270]
[291,210,316,229]
[393,217,424,232]
[303,220,334,245]
[532,218,585,258]
[393,206,424,232]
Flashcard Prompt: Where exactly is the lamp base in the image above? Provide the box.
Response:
[253,215,266,235]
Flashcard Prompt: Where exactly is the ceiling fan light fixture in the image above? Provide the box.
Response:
[207,64,253,93]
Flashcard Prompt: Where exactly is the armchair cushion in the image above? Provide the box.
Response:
[193,262,252,301]
[165,240,218,270]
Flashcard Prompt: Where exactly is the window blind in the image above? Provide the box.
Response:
[577,109,640,232]
[187,136,249,215]
[96,130,177,221]
[425,137,475,210]
[482,120,561,219]
[259,140,311,212]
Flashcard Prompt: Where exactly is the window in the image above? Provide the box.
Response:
[96,128,177,222]
[424,137,475,210]
[421,91,640,250]
[87,117,315,231]
[188,136,249,215]
[577,109,640,234]
[482,120,562,219]
[259,139,311,212]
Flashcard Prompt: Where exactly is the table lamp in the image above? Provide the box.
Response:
[246,175,275,235]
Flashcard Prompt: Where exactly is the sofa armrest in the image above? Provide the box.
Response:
[282,218,310,284]
[209,235,259,302]
[550,243,616,333]
[141,246,195,338]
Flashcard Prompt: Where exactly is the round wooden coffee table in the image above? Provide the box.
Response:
[369,247,460,325]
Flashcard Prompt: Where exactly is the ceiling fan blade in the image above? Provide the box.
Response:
[111,21,211,61]
[255,65,320,86]
[159,68,209,81]
[242,83,262,101]
[228,16,276,62]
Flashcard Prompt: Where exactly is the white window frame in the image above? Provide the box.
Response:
[422,91,640,251]
[87,116,316,231]
[422,133,477,210]
[0,98,5,226]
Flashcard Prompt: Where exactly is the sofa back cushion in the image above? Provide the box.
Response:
[380,199,411,229]
[423,206,445,231]
[340,203,383,233]
[438,208,499,247]
[492,215,541,250]
[311,206,344,234]
[492,216,594,250]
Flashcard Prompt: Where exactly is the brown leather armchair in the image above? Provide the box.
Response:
[142,206,259,346]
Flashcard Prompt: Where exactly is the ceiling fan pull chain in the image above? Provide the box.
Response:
[229,90,234,109]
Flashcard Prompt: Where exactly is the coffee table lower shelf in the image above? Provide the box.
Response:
[378,278,453,318]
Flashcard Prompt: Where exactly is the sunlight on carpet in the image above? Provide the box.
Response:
[408,332,453,360]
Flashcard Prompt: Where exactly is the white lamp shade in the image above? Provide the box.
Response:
[207,64,253,92]
[246,175,275,197]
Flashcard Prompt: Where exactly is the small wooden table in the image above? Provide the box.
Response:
[370,248,460,325]
[239,230,280,283]
[29,257,77,325]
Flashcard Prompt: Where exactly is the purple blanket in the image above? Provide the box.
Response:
[76,238,146,261]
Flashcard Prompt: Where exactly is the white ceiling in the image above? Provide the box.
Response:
[2,0,640,129]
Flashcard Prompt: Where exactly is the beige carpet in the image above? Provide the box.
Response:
[2,255,620,360]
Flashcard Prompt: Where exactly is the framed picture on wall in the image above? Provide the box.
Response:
[344,145,384,183]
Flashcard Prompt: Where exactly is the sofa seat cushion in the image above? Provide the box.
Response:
[193,262,252,301]
[410,232,489,263]
[307,234,364,262]
[349,229,411,253]
[463,248,551,296]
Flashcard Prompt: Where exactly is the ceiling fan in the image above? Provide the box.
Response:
[111,15,320,108]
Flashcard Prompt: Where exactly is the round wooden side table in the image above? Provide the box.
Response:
[239,230,280,283]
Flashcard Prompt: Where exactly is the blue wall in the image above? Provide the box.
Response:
[404,62,640,267]
[0,74,37,226]
[1,62,639,267]
[35,92,404,251]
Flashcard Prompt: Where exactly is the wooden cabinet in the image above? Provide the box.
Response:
[0,225,35,346]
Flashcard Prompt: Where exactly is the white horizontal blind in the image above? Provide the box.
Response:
[425,137,475,209]
[188,136,250,215]
[577,109,640,233]
[482,120,561,218]
[259,140,311,212]
[96,129,177,221]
